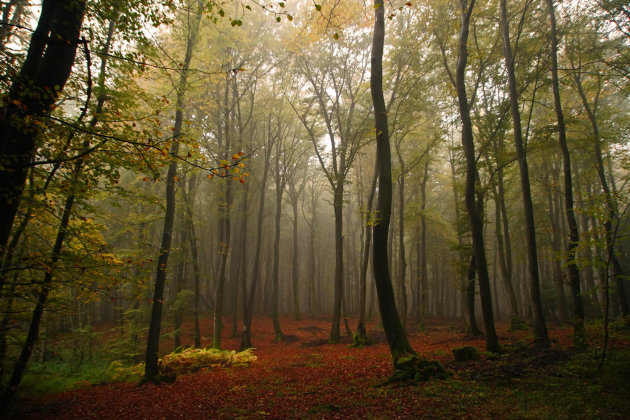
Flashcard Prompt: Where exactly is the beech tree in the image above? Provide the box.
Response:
[0,0,86,254]
[144,0,202,383]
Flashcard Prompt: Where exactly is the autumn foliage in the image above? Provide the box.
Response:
[9,315,630,419]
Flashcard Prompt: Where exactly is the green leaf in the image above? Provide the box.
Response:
[279,2,285,7]
[333,32,339,40]
[276,16,281,22]
[218,9,224,17]
[287,14,293,21]
[315,4,322,11]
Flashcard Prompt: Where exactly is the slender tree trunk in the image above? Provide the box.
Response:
[271,144,285,340]
[398,176,408,327]
[355,162,378,346]
[500,0,549,348]
[144,3,200,380]
[184,173,202,348]
[330,182,344,344]
[213,77,234,349]
[494,188,519,322]
[420,160,430,330]
[291,197,301,320]
[545,167,569,322]
[240,137,273,350]
[1,135,86,405]
[457,0,500,352]
[573,69,629,317]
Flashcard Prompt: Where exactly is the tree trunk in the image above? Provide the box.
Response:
[271,142,285,341]
[240,135,273,350]
[291,196,301,321]
[354,162,377,346]
[457,0,500,352]
[573,66,629,317]
[398,176,408,327]
[329,182,344,344]
[0,0,85,253]
[500,0,549,348]
[144,3,200,381]
[213,77,233,350]
[371,0,414,363]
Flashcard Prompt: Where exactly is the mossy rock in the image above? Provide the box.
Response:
[389,353,450,383]
[452,346,480,362]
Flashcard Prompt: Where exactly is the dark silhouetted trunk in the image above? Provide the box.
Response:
[500,0,549,348]
[145,3,200,381]
[0,0,85,254]
[370,0,414,361]
[457,0,500,352]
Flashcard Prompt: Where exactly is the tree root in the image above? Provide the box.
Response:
[386,353,450,384]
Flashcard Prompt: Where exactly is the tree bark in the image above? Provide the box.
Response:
[144,2,200,381]
[0,0,85,254]
[240,131,273,350]
[456,0,500,352]
[573,66,629,317]
[354,162,377,346]
[546,0,584,344]
[371,0,414,361]
[500,0,549,348]
[271,139,285,341]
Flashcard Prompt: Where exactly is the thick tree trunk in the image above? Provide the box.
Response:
[500,0,549,348]
[371,0,413,360]
[370,2,447,380]
[0,0,85,253]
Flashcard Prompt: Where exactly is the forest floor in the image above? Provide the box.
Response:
[5,315,630,419]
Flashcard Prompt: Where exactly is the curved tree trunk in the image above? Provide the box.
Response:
[371,0,414,361]
[0,0,85,253]
[457,0,500,352]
